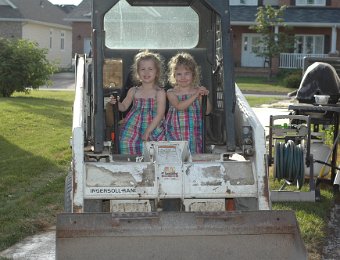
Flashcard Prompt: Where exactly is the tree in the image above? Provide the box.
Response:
[0,38,56,97]
[249,5,295,80]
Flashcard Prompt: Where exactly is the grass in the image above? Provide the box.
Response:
[236,76,295,93]
[236,76,294,107]
[245,96,286,107]
[236,76,294,94]
[0,81,336,259]
[273,192,333,259]
[0,90,74,251]
[270,178,334,259]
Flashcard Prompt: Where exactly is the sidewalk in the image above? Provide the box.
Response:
[0,228,55,260]
[252,98,293,136]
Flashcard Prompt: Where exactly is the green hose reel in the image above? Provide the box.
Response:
[274,140,305,189]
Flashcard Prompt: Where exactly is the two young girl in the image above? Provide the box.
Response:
[110,50,211,155]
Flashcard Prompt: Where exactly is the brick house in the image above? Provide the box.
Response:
[64,0,91,57]
[231,0,340,75]
[66,0,340,75]
[0,0,73,69]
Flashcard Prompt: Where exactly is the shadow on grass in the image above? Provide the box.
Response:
[0,135,66,251]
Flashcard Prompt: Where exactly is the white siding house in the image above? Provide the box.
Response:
[0,0,72,69]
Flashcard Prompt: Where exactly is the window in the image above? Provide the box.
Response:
[251,36,263,53]
[295,35,324,54]
[295,0,326,6]
[230,0,258,5]
[60,31,65,50]
[104,0,199,49]
[49,30,53,49]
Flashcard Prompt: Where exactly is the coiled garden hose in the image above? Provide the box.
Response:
[274,140,304,189]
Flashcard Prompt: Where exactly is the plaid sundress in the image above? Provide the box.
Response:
[119,87,165,155]
[165,91,203,154]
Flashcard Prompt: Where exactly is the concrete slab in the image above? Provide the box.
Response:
[39,72,75,91]
[0,228,55,260]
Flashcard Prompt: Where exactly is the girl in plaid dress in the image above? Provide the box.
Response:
[165,53,212,154]
[109,50,166,155]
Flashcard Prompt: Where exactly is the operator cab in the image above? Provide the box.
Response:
[89,0,237,156]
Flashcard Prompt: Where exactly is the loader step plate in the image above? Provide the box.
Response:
[56,210,307,260]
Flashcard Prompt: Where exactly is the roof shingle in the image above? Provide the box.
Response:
[0,0,71,27]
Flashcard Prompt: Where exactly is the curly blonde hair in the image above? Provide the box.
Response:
[167,52,201,87]
[131,50,164,87]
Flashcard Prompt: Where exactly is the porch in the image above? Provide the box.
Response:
[235,53,330,77]
[279,53,329,69]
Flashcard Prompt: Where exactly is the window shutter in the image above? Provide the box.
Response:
[326,0,331,6]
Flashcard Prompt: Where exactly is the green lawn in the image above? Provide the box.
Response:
[270,180,333,259]
[236,76,294,94]
[0,90,74,250]
[245,96,286,107]
[236,76,294,107]
[0,88,334,260]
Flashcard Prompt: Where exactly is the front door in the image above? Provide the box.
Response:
[241,34,266,67]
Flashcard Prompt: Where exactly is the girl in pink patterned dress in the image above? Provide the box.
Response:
[109,50,166,155]
[165,52,212,154]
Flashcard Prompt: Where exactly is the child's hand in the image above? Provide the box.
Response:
[197,86,209,96]
[142,131,150,141]
[109,95,119,105]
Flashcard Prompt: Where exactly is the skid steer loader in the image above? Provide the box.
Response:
[56,0,307,259]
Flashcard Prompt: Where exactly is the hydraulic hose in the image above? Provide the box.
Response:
[274,140,305,189]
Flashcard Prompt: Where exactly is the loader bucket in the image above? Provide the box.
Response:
[56,210,307,260]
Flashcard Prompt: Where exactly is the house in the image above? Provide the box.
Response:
[231,0,340,75]
[66,0,340,75]
[0,0,73,69]
[64,0,91,57]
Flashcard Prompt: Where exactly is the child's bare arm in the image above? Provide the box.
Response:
[109,87,135,112]
[167,90,199,110]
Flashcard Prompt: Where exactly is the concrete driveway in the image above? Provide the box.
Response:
[39,72,75,91]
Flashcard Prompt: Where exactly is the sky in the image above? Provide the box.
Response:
[48,0,83,5]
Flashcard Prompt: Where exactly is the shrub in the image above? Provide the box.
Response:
[283,72,302,89]
[277,68,302,79]
[277,69,302,89]
[0,38,56,97]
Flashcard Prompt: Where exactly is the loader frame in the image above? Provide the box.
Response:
[56,1,307,259]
